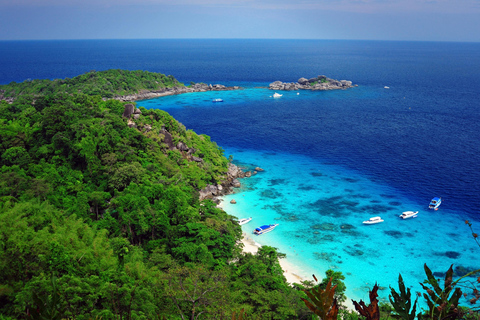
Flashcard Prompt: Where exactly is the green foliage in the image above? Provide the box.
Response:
[26,275,66,320]
[0,69,184,100]
[319,269,347,304]
[0,73,314,319]
[419,264,463,319]
[389,274,418,319]
[164,265,232,319]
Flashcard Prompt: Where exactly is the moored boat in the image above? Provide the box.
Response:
[363,216,384,224]
[273,92,283,98]
[399,211,418,219]
[428,197,441,210]
[238,217,252,225]
[253,224,278,235]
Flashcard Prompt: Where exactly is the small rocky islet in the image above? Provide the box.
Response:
[269,75,356,91]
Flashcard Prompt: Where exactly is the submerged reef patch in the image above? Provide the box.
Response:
[340,224,361,236]
[356,204,394,214]
[313,251,341,262]
[259,189,282,199]
[344,245,364,256]
[443,251,461,259]
[298,184,316,191]
[384,230,403,238]
[388,201,402,206]
[306,195,360,217]
[310,172,323,177]
[351,194,373,199]
[268,178,287,186]
[380,194,397,199]
[311,223,336,231]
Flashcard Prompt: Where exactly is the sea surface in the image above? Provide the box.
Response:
[1,39,480,307]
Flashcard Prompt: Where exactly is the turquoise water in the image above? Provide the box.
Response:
[219,147,477,305]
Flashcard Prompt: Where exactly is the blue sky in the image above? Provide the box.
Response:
[1,0,479,42]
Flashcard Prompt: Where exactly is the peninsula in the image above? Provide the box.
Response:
[0,69,241,103]
[0,70,355,105]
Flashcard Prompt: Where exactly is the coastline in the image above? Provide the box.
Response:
[239,222,356,312]
[114,83,242,102]
[217,199,308,285]
[240,231,307,285]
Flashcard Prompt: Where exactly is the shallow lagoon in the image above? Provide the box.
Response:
[219,147,478,305]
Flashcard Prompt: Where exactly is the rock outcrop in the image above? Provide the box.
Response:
[114,83,241,102]
[198,162,261,202]
[269,75,355,91]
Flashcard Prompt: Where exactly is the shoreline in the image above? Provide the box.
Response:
[114,83,242,102]
[240,231,307,285]
[217,201,309,285]
[240,230,357,312]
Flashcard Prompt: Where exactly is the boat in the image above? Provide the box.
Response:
[273,92,283,98]
[399,211,419,219]
[212,98,223,102]
[363,216,384,224]
[253,224,279,235]
[238,217,252,225]
[384,86,390,89]
[428,197,441,210]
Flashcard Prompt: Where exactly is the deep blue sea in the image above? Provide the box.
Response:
[1,39,480,307]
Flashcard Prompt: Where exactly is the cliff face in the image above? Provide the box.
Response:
[269,75,356,91]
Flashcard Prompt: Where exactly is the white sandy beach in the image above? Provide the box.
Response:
[240,231,356,312]
[240,232,308,285]
[218,198,309,285]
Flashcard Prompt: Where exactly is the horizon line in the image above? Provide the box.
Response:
[1,38,479,44]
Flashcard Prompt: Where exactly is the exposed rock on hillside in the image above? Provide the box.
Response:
[199,162,262,202]
[114,83,241,102]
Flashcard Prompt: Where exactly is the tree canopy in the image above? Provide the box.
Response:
[0,72,312,319]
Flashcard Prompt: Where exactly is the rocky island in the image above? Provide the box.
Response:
[269,75,356,91]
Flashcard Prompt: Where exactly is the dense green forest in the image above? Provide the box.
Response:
[1,70,479,319]
[0,69,182,99]
[0,71,316,319]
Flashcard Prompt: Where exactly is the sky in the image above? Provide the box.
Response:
[0,0,479,42]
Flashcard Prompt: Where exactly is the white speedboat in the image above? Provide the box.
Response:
[212,98,223,102]
[253,224,278,235]
[384,86,390,89]
[363,216,384,224]
[273,92,283,98]
[399,211,418,219]
[238,217,252,225]
[428,197,441,210]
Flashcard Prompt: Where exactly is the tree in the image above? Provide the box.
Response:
[318,269,347,304]
[164,265,231,320]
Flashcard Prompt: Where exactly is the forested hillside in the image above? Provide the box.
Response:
[0,70,312,319]
[0,69,183,100]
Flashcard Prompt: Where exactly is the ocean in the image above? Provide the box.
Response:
[1,39,480,307]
